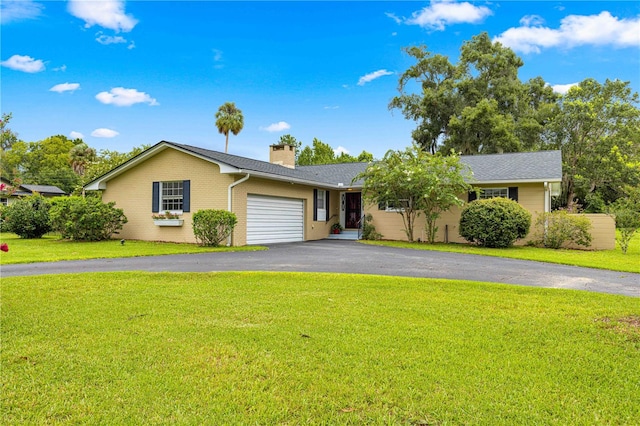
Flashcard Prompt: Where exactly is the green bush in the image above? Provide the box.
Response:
[459,198,531,248]
[361,213,382,241]
[0,205,7,232]
[533,211,592,249]
[3,195,52,238]
[50,196,128,241]
[609,195,640,254]
[192,209,237,246]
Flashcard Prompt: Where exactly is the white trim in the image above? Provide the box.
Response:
[467,178,561,185]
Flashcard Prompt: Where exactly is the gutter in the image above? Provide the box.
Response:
[227,173,251,246]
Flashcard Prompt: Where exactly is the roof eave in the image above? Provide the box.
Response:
[468,178,562,185]
[239,169,359,189]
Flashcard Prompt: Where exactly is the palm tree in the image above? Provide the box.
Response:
[69,142,96,177]
[215,102,244,153]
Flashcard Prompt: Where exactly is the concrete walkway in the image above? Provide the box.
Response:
[2,240,639,297]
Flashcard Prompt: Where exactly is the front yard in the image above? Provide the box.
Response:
[0,232,265,264]
[2,272,639,424]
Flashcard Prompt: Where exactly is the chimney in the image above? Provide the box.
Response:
[269,143,296,169]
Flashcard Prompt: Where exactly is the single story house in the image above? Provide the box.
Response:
[84,141,614,249]
[0,177,67,206]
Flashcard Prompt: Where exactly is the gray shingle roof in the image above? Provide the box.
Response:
[460,150,562,182]
[88,141,561,190]
[18,184,66,195]
[168,142,369,186]
[168,142,561,185]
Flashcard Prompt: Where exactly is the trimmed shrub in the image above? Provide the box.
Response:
[192,209,237,246]
[459,198,531,248]
[533,211,592,249]
[3,194,52,238]
[50,196,128,241]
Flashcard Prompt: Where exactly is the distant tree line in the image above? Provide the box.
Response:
[0,113,148,194]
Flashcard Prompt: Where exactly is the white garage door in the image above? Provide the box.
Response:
[247,194,304,244]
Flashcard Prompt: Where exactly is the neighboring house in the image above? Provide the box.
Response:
[0,177,67,206]
[83,140,618,248]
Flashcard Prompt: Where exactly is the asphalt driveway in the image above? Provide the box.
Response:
[2,240,639,297]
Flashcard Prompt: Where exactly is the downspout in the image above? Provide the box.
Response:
[227,173,250,246]
[544,181,550,244]
[544,181,550,213]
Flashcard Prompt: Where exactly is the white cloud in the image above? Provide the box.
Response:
[495,11,640,54]
[324,106,340,110]
[67,0,138,32]
[260,121,291,132]
[50,83,80,93]
[334,146,349,156]
[127,41,136,50]
[1,0,43,24]
[70,131,84,139]
[91,128,119,138]
[358,69,393,86]
[519,15,545,27]
[96,33,127,45]
[385,12,402,25]
[551,83,579,95]
[53,64,67,72]
[402,0,492,31]
[1,54,45,73]
[96,87,159,107]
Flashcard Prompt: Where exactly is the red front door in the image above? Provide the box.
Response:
[345,192,361,229]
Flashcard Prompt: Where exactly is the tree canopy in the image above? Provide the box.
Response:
[544,79,640,211]
[390,33,558,155]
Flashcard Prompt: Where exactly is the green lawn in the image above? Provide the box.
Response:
[2,272,639,424]
[0,233,265,264]
[362,232,640,273]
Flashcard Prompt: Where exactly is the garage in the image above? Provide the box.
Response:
[246,194,304,244]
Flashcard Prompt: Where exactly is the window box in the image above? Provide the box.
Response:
[153,219,184,227]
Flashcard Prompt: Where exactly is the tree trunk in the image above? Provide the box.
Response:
[225,133,229,153]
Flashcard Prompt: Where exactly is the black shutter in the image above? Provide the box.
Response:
[152,182,160,212]
[325,190,330,222]
[508,187,518,202]
[183,180,191,212]
[468,191,477,202]
[313,189,318,221]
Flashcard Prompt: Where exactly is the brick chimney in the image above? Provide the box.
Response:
[269,143,296,169]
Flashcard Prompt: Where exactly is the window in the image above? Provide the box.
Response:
[313,189,329,222]
[152,180,190,213]
[378,199,410,212]
[479,188,508,199]
[162,181,183,211]
[469,187,518,203]
[0,198,7,206]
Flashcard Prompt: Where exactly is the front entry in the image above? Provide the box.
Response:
[345,192,361,229]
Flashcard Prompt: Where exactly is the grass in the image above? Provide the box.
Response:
[0,232,265,264]
[362,232,640,273]
[2,271,639,424]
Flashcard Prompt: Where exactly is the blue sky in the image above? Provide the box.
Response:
[2,0,639,161]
